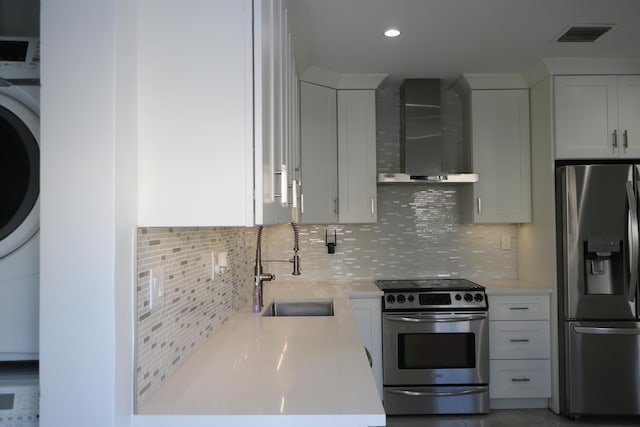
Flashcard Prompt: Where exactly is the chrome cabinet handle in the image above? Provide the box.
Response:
[510,338,530,343]
[509,307,529,310]
[477,197,482,215]
[371,197,375,215]
[613,129,618,150]
[291,180,298,208]
[300,193,305,214]
[275,164,288,204]
[624,130,629,150]
[388,386,488,397]
[511,378,531,382]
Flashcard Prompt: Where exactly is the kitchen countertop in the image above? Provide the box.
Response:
[133,281,385,427]
[475,278,553,294]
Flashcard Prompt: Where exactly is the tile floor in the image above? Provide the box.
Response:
[385,409,640,427]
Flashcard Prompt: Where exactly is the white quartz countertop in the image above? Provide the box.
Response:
[133,281,385,427]
[472,278,552,293]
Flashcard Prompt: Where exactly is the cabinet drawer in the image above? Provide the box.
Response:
[490,320,550,359]
[490,359,551,399]
[488,295,549,321]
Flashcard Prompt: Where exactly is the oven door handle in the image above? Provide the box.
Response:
[387,386,489,397]
[385,314,487,323]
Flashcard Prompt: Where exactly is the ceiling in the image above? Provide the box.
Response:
[294,0,640,83]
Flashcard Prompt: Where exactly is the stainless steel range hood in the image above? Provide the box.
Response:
[377,79,478,184]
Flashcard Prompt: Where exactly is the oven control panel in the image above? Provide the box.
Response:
[383,291,487,310]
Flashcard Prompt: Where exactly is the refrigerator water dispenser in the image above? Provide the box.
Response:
[584,237,623,295]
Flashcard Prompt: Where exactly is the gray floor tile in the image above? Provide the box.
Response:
[385,409,640,427]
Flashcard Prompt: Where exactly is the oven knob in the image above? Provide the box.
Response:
[455,294,462,301]
[464,293,473,302]
[397,294,406,304]
[386,295,396,304]
[408,295,415,302]
[474,293,484,302]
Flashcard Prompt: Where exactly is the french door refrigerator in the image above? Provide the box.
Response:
[557,164,640,417]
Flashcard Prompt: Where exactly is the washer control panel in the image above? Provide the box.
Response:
[0,378,39,427]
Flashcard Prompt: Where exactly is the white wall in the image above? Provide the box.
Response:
[40,1,136,426]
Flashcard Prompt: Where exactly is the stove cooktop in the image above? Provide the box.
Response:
[375,278,484,292]
[375,278,487,311]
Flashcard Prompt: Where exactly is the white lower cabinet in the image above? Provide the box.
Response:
[488,291,551,409]
[349,295,383,400]
[490,359,551,399]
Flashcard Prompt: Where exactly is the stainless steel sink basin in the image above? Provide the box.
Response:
[262,298,334,317]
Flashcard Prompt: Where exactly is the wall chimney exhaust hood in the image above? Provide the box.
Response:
[377,79,478,184]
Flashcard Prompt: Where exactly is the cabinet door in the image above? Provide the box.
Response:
[488,294,550,321]
[489,320,550,359]
[554,76,619,159]
[490,359,551,399]
[337,90,377,223]
[138,0,254,226]
[255,0,296,225]
[300,82,338,223]
[350,296,383,399]
[470,90,531,223]
[618,76,640,158]
[288,37,301,222]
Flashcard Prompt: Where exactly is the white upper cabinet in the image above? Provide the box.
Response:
[138,0,298,226]
[617,76,640,158]
[555,75,640,159]
[255,0,299,225]
[299,79,381,224]
[299,82,338,223]
[337,90,378,223]
[456,77,532,224]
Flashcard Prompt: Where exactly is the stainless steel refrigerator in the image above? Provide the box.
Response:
[557,164,640,417]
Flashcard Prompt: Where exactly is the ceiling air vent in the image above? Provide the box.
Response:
[556,25,614,43]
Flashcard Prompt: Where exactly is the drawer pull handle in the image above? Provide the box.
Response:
[510,338,530,343]
[509,307,529,310]
[511,378,531,382]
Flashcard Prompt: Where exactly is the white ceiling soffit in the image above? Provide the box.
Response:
[294,0,640,82]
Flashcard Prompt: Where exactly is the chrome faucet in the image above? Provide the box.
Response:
[253,223,301,313]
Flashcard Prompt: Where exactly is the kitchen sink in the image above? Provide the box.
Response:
[262,298,334,317]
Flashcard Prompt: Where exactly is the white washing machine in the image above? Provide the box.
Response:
[0,36,40,362]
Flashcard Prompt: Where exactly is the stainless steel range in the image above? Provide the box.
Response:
[376,279,489,415]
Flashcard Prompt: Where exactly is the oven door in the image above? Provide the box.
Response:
[383,311,489,386]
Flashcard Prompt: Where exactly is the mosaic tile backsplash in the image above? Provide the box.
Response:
[263,189,517,283]
[135,226,256,407]
[135,81,519,407]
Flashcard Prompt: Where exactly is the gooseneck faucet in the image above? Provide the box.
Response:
[253,222,301,313]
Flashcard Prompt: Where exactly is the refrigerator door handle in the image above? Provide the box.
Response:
[626,180,639,303]
[574,326,640,336]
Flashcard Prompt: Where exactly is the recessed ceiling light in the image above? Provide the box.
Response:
[384,28,401,38]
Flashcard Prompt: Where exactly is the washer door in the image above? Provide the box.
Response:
[0,88,39,259]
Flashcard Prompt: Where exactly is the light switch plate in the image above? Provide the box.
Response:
[149,268,165,310]
[500,234,512,250]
